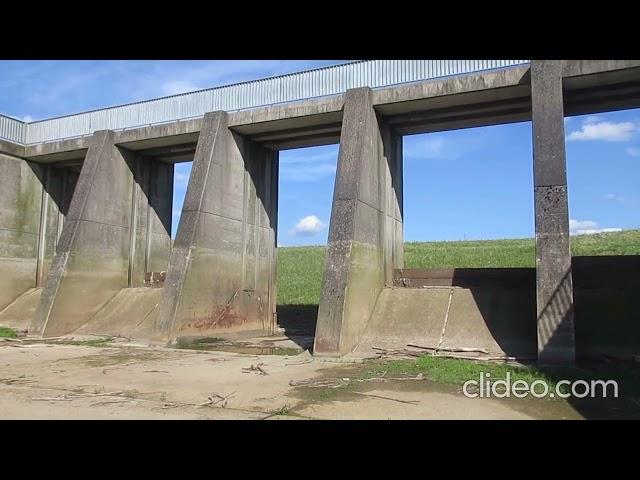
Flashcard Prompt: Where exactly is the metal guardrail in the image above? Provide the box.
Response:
[0,114,25,144]
[0,60,530,146]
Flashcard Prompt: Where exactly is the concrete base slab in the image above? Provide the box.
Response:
[74,288,162,340]
[0,287,42,330]
[355,286,536,357]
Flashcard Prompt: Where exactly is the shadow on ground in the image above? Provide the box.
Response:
[276,304,318,351]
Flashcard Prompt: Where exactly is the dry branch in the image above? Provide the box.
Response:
[407,344,489,354]
[353,392,419,405]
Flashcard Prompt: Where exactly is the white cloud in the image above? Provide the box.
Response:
[584,115,604,124]
[567,121,636,142]
[604,193,625,203]
[20,115,33,122]
[279,145,338,183]
[403,132,486,161]
[569,218,622,235]
[289,215,325,236]
[161,80,201,96]
[404,136,448,160]
[626,147,640,157]
[174,172,190,185]
[280,163,336,182]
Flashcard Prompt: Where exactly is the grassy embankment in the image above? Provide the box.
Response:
[277,229,640,305]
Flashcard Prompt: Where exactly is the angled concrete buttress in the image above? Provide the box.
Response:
[531,60,575,365]
[31,131,137,337]
[154,111,278,343]
[314,87,403,356]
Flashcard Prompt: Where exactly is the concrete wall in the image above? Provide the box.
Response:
[38,165,79,284]
[0,154,76,312]
[155,112,278,343]
[129,157,173,287]
[314,87,403,356]
[31,131,136,336]
[0,153,42,310]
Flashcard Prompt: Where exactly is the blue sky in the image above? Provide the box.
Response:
[1,60,638,245]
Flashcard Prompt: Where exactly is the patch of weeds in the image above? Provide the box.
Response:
[365,355,640,399]
[74,350,166,367]
[273,348,303,356]
[0,326,18,338]
[58,337,114,347]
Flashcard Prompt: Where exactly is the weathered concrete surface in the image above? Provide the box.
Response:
[31,131,135,337]
[356,286,537,357]
[74,288,162,339]
[0,287,42,330]
[155,112,277,343]
[315,88,403,356]
[0,153,43,311]
[531,60,575,366]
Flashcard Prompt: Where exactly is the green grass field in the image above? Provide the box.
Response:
[277,229,640,305]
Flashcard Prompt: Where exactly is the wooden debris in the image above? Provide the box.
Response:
[407,344,489,354]
[289,378,343,388]
[198,391,236,408]
[0,337,23,343]
[353,392,419,405]
[242,363,268,375]
[90,399,132,407]
[31,395,73,402]
[289,373,424,389]
[0,376,36,385]
[373,345,533,363]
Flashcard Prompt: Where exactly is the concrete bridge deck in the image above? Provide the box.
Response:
[1,59,639,366]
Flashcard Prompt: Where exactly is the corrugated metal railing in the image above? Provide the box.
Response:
[1,60,530,146]
[0,114,26,144]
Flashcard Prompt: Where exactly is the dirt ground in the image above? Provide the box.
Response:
[0,337,585,420]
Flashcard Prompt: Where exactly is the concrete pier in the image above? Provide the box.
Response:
[531,60,576,365]
[314,88,403,355]
[154,112,278,343]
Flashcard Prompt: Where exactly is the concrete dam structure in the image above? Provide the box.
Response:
[1,59,639,366]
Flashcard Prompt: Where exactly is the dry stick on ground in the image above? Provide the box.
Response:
[242,363,268,375]
[377,346,532,362]
[353,392,419,405]
[31,396,74,401]
[430,352,536,362]
[407,344,490,354]
[0,337,23,343]
[198,391,236,408]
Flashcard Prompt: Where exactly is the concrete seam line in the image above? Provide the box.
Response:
[436,288,455,351]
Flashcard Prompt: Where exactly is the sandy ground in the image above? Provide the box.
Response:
[0,339,584,420]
